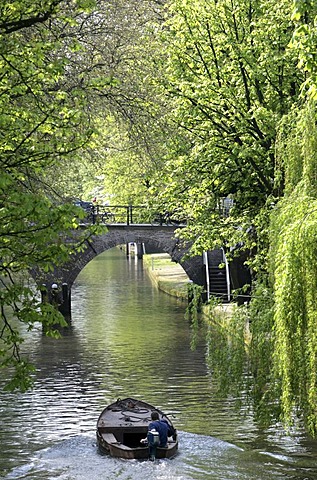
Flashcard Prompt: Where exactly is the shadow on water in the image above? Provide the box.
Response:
[2,431,317,480]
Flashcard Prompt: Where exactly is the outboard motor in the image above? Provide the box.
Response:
[147,428,160,446]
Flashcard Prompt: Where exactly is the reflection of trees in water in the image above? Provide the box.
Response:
[203,302,281,430]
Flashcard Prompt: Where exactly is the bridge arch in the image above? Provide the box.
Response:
[35,225,204,314]
[66,225,203,287]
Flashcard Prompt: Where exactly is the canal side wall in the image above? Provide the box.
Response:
[143,253,235,321]
[143,253,191,301]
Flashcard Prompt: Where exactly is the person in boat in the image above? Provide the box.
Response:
[146,411,170,461]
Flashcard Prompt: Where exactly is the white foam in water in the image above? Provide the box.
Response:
[2,432,244,480]
[3,463,37,479]
[4,431,316,480]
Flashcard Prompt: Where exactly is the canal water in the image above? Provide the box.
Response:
[0,248,317,479]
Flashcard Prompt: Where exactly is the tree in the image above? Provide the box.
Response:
[44,0,170,205]
[0,0,170,391]
[0,0,106,391]
[144,0,317,437]
[150,0,303,260]
[265,1,317,436]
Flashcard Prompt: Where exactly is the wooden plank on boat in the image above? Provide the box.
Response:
[113,444,132,451]
[102,433,118,443]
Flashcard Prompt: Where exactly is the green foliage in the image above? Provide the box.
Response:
[3,361,36,393]
[155,0,317,436]
[210,101,317,435]
[0,275,69,391]
[2,0,317,443]
[146,0,303,264]
[270,186,317,434]
[205,302,250,403]
[145,0,317,437]
[0,0,107,391]
[246,280,280,424]
[90,116,153,205]
[203,283,280,426]
[186,283,203,318]
[185,282,204,349]
[291,1,317,98]
[250,2,317,436]
[268,94,317,434]
[0,0,169,392]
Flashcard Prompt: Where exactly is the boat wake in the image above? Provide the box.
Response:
[2,432,241,480]
[3,431,314,480]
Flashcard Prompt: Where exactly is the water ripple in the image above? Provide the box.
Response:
[1,250,317,479]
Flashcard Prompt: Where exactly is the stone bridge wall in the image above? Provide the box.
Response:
[35,225,204,307]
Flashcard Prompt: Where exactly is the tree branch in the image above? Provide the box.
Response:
[0,1,63,34]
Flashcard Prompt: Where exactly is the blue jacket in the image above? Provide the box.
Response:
[148,419,169,447]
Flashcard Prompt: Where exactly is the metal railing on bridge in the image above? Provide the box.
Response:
[79,204,186,226]
[76,199,233,226]
[91,204,146,225]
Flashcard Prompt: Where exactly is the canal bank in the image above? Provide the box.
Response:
[142,252,235,318]
[143,253,190,301]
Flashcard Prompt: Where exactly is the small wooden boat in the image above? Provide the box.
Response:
[96,397,178,460]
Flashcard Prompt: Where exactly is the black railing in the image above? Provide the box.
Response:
[77,199,233,226]
[93,205,151,225]
[79,204,161,226]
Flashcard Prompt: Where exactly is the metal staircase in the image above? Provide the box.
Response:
[203,249,231,302]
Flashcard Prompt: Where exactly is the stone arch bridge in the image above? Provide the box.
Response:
[36,224,204,316]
